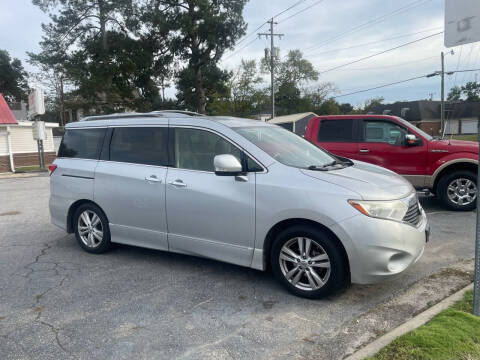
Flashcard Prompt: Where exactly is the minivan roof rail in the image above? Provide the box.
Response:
[151,110,205,116]
[80,113,164,122]
[150,110,205,116]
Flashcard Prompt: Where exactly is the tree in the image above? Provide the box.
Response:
[447,86,462,101]
[277,50,319,89]
[0,50,29,103]
[339,103,354,114]
[230,60,263,117]
[164,0,248,114]
[304,83,337,111]
[176,63,231,113]
[462,81,480,102]
[261,49,319,91]
[317,98,340,115]
[363,97,384,113]
[261,49,322,115]
[30,0,172,113]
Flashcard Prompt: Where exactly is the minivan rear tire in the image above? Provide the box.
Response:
[73,203,112,254]
[271,225,347,299]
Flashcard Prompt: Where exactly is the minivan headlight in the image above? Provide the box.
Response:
[348,199,408,222]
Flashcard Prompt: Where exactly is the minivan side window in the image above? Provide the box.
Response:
[317,119,355,142]
[174,128,242,172]
[109,127,168,166]
[363,120,407,146]
[58,128,106,159]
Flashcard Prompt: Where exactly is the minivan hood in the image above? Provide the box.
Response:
[300,161,413,201]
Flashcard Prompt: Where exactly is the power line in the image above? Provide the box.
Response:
[334,68,480,99]
[318,31,443,74]
[303,0,433,53]
[222,37,259,62]
[222,0,308,62]
[277,0,326,25]
[335,55,438,71]
[234,22,268,48]
[307,27,444,57]
[450,68,480,74]
[272,0,309,19]
[334,75,428,99]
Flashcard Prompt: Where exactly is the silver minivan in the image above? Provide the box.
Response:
[49,112,429,298]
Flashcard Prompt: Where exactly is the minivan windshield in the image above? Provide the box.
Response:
[235,126,337,169]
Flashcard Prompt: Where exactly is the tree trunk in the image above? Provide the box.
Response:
[98,0,111,108]
[194,65,206,114]
[98,0,108,53]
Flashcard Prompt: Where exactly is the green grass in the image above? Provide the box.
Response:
[370,291,480,360]
[15,166,47,173]
[452,134,478,141]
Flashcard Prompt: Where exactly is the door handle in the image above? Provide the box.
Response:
[359,149,370,154]
[169,179,187,188]
[145,175,162,183]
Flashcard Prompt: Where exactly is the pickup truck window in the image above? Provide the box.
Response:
[317,119,355,142]
[364,120,407,146]
[394,116,433,141]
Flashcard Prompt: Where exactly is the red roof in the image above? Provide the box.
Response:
[0,94,18,124]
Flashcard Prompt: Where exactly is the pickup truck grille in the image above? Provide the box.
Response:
[403,198,421,226]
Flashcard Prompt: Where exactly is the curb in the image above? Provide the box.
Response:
[344,283,474,360]
[0,172,48,179]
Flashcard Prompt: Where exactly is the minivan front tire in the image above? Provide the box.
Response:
[73,203,112,254]
[271,225,347,299]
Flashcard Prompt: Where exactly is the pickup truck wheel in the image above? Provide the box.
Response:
[271,225,346,299]
[438,171,477,211]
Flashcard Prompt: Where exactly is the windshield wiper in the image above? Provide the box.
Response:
[308,160,342,171]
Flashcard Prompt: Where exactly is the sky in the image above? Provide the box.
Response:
[1,0,479,108]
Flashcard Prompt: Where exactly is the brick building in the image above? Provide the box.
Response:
[372,100,479,137]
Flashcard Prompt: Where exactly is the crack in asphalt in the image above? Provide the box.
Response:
[23,242,72,355]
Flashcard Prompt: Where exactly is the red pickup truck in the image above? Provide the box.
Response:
[304,115,478,211]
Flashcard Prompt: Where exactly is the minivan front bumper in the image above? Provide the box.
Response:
[330,208,428,284]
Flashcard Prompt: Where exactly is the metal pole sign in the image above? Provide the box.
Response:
[475,118,480,316]
[445,0,480,315]
[29,89,46,170]
[445,0,480,48]
[32,120,46,170]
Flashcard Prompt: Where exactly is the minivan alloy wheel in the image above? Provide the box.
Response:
[77,210,104,248]
[447,178,477,206]
[279,237,331,291]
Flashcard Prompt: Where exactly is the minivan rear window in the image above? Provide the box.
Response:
[317,119,355,142]
[109,127,168,166]
[58,128,106,159]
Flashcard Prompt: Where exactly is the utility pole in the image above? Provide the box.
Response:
[427,51,453,137]
[259,19,283,120]
[441,51,445,138]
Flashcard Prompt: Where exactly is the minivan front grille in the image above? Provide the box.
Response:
[403,198,421,226]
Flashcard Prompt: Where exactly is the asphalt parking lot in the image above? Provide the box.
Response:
[0,175,476,360]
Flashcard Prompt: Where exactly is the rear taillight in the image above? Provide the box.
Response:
[48,164,57,176]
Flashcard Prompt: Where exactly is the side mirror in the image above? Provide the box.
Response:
[405,134,421,146]
[214,154,243,176]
